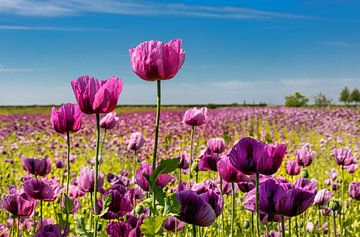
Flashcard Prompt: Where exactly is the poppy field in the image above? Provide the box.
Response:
[0,39,359,237]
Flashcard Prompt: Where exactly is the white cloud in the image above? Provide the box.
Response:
[0,0,313,19]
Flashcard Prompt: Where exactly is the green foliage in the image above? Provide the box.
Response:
[350,88,360,104]
[74,216,93,237]
[340,86,350,104]
[285,92,309,107]
[140,216,167,236]
[63,194,75,214]
[98,194,112,218]
[313,92,332,107]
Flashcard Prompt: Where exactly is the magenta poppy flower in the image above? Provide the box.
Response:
[0,224,10,237]
[182,107,207,126]
[77,167,104,193]
[199,148,220,172]
[275,188,315,217]
[127,132,145,151]
[21,157,51,177]
[100,112,119,130]
[129,39,185,81]
[237,176,255,193]
[296,146,314,167]
[163,216,185,233]
[51,103,83,134]
[71,75,123,114]
[229,137,286,175]
[0,192,36,217]
[294,178,318,193]
[333,147,354,167]
[207,138,226,154]
[176,190,216,227]
[23,178,63,202]
[135,162,171,191]
[286,160,301,176]
[349,182,360,200]
[54,159,65,169]
[106,222,133,237]
[34,224,62,237]
[179,153,190,170]
[217,156,244,183]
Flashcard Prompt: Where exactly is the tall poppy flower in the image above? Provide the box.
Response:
[51,103,83,134]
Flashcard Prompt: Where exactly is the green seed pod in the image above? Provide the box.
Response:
[191,160,199,172]
[300,169,309,178]
[329,200,341,212]
[243,219,250,229]
[135,205,144,216]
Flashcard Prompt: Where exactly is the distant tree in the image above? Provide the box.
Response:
[350,88,360,105]
[285,92,309,107]
[314,92,332,107]
[339,87,350,104]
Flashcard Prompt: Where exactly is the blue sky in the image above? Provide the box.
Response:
[0,0,359,105]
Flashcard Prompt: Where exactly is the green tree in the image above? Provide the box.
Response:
[339,86,350,104]
[314,92,332,107]
[350,88,360,105]
[285,92,309,107]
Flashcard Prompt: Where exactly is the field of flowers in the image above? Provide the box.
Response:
[0,39,359,237]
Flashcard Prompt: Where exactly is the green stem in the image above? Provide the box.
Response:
[192,225,196,237]
[17,217,19,237]
[220,177,224,236]
[132,151,137,179]
[333,212,336,237]
[189,126,195,181]
[231,182,235,237]
[40,200,43,227]
[151,80,161,215]
[251,211,254,235]
[93,113,101,237]
[341,166,344,234]
[65,131,71,229]
[281,216,285,237]
[295,216,298,237]
[288,218,291,237]
[255,172,260,237]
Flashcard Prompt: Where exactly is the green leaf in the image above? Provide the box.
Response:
[63,194,75,214]
[56,212,66,229]
[150,158,180,185]
[74,215,93,237]
[98,194,112,217]
[163,193,180,216]
[140,216,167,236]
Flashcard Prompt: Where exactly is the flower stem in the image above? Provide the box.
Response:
[231,182,235,237]
[93,113,101,237]
[17,217,19,237]
[40,200,43,227]
[189,125,195,181]
[255,172,260,237]
[192,224,197,237]
[288,218,291,237]
[66,131,71,229]
[295,216,298,237]
[281,216,285,237]
[333,211,336,237]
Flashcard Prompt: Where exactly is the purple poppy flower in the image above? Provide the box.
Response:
[77,167,104,193]
[348,182,360,200]
[314,189,332,206]
[286,160,301,176]
[296,146,314,167]
[294,178,318,193]
[179,153,190,170]
[333,147,354,167]
[100,112,119,130]
[237,176,255,193]
[163,216,185,233]
[207,138,226,154]
[176,190,216,227]
[98,184,133,219]
[0,192,36,217]
[229,137,286,175]
[129,39,185,81]
[51,103,83,134]
[106,222,133,237]
[275,188,315,217]
[183,107,207,126]
[54,159,65,169]
[71,75,123,114]
[0,224,10,237]
[34,224,62,237]
[23,178,63,202]
[127,132,145,151]
[21,157,51,177]
[198,148,219,172]
[135,162,171,191]
[217,156,244,183]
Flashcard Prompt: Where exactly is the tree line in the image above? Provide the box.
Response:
[284,87,360,107]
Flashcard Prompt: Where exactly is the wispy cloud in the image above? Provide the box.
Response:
[0,24,114,31]
[321,41,360,48]
[0,0,313,20]
[0,65,33,72]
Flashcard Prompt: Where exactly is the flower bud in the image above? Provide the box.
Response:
[300,169,309,178]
